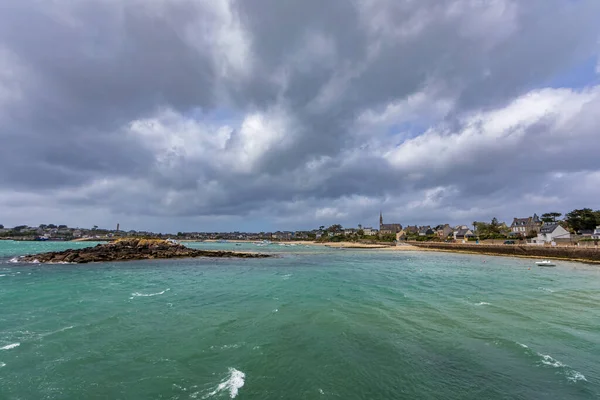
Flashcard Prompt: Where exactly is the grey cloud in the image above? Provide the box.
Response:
[1,0,600,231]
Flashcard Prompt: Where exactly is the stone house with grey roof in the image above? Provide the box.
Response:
[510,214,541,237]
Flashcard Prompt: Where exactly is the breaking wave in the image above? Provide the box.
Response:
[566,370,587,382]
[130,288,170,299]
[537,287,554,293]
[538,353,566,368]
[514,343,587,383]
[1,343,20,350]
[204,368,245,398]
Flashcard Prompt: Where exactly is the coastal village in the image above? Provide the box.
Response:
[1,208,599,246]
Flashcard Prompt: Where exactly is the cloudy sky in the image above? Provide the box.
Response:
[1,0,599,233]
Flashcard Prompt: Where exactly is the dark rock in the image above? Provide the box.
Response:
[19,239,271,264]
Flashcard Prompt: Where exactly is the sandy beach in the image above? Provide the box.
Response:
[198,239,425,251]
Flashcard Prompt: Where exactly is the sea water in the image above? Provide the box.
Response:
[1,241,599,399]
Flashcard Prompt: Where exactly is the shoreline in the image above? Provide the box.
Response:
[195,239,600,264]
[409,243,600,265]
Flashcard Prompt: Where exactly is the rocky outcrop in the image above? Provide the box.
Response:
[18,239,270,264]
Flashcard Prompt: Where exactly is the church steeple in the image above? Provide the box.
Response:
[380,211,383,226]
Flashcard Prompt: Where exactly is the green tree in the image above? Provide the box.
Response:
[327,224,343,233]
[474,221,490,235]
[565,208,598,232]
[489,217,500,234]
[0,224,3,229]
[541,212,562,223]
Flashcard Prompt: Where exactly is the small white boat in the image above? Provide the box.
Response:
[535,260,556,267]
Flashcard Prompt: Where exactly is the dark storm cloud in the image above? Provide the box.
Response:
[1,0,600,231]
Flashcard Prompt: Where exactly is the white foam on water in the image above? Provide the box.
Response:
[273,308,279,313]
[517,342,529,349]
[566,370,587,382]
[319,388,325,395]
[538,353,565,368]
[204,368,245,399]
[532,351,586,382]
[537,287,554,293]
[0,362,5,368]
[282,274,292,280]
[8,257,21,263]
[0,274,5,277]
[41,326,74,338]
[475,302,491,306]
[210,344,241,350]
[130,288,170,299]
[1,343,20,350]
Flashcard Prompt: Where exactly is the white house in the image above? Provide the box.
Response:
[534,223,571,243]
[593,226,600,240]
[362,227,378,236]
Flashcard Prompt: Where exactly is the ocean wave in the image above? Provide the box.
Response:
[210,344,241,350]
[537,287,554,293]
[513,342,586,383]
[1,343,20,350]
[41,326,74,338]
[475,302,491,306]
[536,352,587,382]
[0,274,5,277]
[204,368,245,399]
[566,370,587,382]
[538,353,565,368]
[0,362,5,368]
[130,288,170,299]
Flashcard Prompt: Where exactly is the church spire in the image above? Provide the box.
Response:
[380,211,383,226]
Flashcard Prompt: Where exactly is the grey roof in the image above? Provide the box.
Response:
[456,228,471,236]
[512,217,530,226]
[540,223,560,234]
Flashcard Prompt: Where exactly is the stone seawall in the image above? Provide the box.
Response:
[410,242,600,264]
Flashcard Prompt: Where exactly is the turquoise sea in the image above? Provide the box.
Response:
[1,241,599,399]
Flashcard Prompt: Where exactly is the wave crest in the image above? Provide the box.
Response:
[130,288,170,299]
[204,368,245,398]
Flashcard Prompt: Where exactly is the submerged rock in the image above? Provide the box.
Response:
[19,239,270,264]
